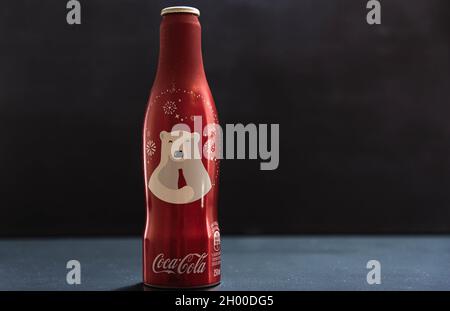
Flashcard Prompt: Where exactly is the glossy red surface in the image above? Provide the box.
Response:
[142,12,221,288]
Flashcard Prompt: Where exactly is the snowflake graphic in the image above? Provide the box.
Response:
[203,140,216,160]
[146,140,156,156]
[163,100,177,115]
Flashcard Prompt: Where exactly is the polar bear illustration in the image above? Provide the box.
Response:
[149,130,212,204]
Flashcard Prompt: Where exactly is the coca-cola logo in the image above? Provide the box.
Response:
[152,253,207,274]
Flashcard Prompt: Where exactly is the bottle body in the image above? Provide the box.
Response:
[143,10,221,288]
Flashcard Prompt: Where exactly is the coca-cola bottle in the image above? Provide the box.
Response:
[143,6,221,288]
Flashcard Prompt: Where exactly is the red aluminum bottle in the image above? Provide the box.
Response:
[142,6,221,288]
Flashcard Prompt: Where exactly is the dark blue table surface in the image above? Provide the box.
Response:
[1,236,449,290]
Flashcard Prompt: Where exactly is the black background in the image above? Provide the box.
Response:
[0,0,449,236]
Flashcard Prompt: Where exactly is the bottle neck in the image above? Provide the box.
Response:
[155,14,205,83]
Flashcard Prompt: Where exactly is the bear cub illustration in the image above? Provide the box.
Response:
[149,130,212,204]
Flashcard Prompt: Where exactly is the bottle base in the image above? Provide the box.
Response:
[143,281,221,290]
